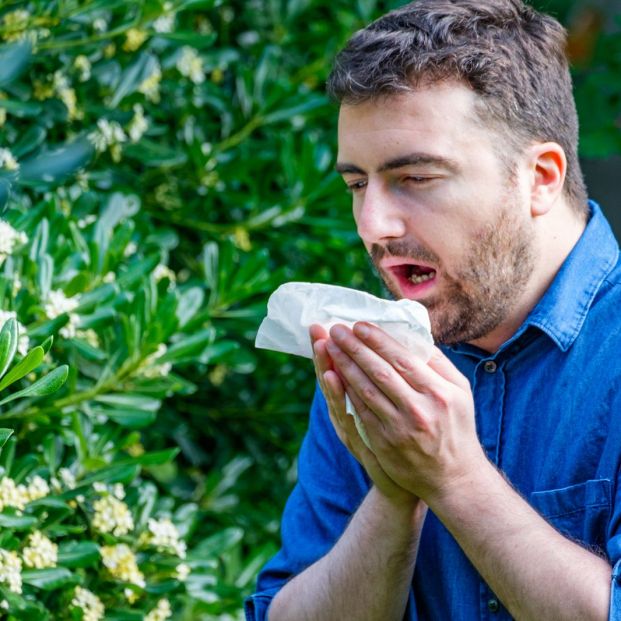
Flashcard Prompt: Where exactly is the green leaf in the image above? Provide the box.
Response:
[118,448,179,466]
[94,393,160,410]
[0,428,13,449]
[0,40,32,87]
[21,568,75,590]
[110,52,159,108]
[11,125,47,159]
[57,541,100,568]
[0,178,11,214]
[92,407,156,428]
[0,513,37,529]
[81,463,140,486]
[0,317,18,380]
[0,365,68,406]
[0,346,45,392]
[19,136,95,187]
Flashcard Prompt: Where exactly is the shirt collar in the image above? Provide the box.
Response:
[450,201,619,358]
[523,201,618,352]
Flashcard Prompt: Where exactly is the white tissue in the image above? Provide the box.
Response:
[255,282,434,449]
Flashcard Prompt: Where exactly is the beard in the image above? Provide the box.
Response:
[371,198,536,346]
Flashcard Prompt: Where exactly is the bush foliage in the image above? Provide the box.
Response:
[0,0,618,619]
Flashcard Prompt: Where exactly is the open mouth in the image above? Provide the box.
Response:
[383,261,438,298]
[391,263,437,284]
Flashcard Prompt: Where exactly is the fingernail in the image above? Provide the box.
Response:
[355,323,370,338]
[330,324,347,340]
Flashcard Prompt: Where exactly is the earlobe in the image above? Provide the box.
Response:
[530,143,567,217]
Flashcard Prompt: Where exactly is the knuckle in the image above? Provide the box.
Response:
[373,367,392,384]
[360,385,377,402]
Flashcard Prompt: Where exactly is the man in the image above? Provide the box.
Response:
[246,1,621,619]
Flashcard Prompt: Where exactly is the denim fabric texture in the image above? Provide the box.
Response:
[245,202,621,621]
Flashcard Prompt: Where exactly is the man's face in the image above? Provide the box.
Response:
[336,82,537,345]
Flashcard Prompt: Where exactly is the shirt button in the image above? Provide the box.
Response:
[487,598,500,613]
[484,360,497,373]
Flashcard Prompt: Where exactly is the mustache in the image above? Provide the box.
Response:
[370,241,440,265]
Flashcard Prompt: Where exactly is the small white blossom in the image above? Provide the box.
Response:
[100,544,145,587]
[74,55,92,82]
[88,119,127,162]
[128,104,148,143]
[77,214,97,229]
[0,148,18,171]
[0,477,28,511]
[44,290,80,319]
[92,495,134,536]
[71,586,105,621]
[153,13,175,33]
[0,222,27,261]
[153,264,175,283]
[138,63,162,103]
[22,531,57,569]
[92,17,108,32]
[58,468,76,489]
[175,562,190,581]
[145,598,172,621]
[124,241,138,258]
[26,475,50,502]
[140,517,186,558]
[0,549,22,593]
[176,47,205,84]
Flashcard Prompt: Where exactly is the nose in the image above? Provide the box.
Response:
[354,181,407,246]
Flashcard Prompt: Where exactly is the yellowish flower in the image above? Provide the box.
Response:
[100,544,145,587]
[0,477,29,512]
[176,47,205,84]
[0,148,18,171]
[138,63,162,103]
[139,517,186,558]
[71,586,105,621]
[175,562,190,581]
[2,10,29,42]
[26,475,50,502]
[128,104,148,142]
[0,550,21,593]
[124,28,148,52]
[33,79,55,100]
[145,598,172,621]
[22,531,57,569]
[92,495,134,536]
[74,55,92,82]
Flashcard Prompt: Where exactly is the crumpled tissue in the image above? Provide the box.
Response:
[255,282,434,449]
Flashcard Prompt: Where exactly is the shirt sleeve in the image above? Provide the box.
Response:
[244,384,371,621]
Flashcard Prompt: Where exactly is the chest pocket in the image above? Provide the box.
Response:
[529,479,612,551]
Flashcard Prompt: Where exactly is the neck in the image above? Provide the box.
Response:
[469,202,588,354]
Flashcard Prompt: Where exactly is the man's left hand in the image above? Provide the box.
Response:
[325,321,488,503]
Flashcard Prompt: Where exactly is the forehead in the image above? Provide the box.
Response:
[337,82,493,166]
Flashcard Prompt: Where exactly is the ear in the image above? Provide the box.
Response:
[528,142,567,217]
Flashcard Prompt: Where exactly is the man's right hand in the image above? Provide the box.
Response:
[310,323,422,510]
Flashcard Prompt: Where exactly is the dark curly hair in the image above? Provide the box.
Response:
[327,0,587,216]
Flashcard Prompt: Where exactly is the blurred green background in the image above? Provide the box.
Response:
[0,0,618,618]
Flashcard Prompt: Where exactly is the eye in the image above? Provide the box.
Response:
[345,179,367,193]
[404,176,433,185]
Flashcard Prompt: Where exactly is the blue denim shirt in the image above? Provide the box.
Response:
[246,202,621,620]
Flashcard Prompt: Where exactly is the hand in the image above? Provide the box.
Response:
[324,322,487,504]
[309,324,419,508]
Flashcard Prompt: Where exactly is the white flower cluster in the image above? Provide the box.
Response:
[88,119,127,163]
[44,289,80,339]
[153,264,176,284]
[0,221,27,263]
[0,549,22,593]
[138,62,162,103]
[92,494,134,537]
[140,517,187,558]
[176,47,205,84]
[22,531,57,569]
[145,598,172,621]
[74,55,92,82]
[100,543,145,587]
[0,310,29,356]
[0,475,50,512]
[52,71,80,120]
[71,586,105,621]
[0,148,18,171]
[128,104,148,143]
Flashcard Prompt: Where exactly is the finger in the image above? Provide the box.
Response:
[309,323,329,345]
[427,346,471,391]
[350,322,446,393]
[325,338,401,422]
[312,338,334,378]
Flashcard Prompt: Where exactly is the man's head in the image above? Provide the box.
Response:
[330,1,589,350]
[328,0,587,215]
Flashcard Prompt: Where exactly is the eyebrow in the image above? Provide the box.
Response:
[335,152,459,175]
